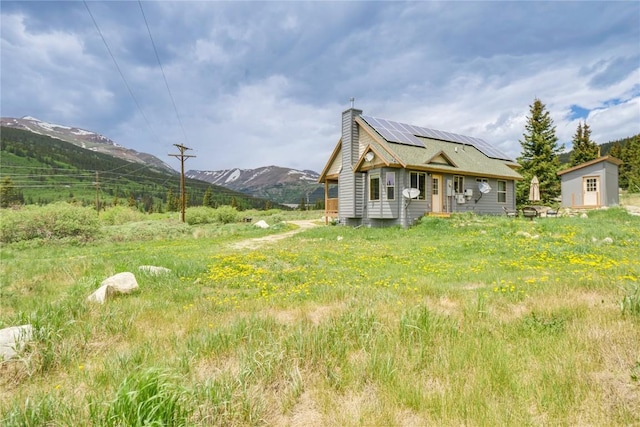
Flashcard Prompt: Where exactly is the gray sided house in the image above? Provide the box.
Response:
[557,156,623,208]
[319,108,522,227]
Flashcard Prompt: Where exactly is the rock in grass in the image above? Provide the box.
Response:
[88,272,139,304]
[0,324,33,361]
[139,265,171,275]
[254,220,269,229]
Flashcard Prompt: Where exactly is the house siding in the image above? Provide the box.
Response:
[326,146,342,176]
[401,169,428,226]
[359,131,376,158]
[450,177,515,215]
[603,161,620,206]
[425,174,516,215]
[365,168,400,220]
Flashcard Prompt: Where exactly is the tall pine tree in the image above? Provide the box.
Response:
[516,98,564,205]
[202,187,213,207]
[569,121,599,166]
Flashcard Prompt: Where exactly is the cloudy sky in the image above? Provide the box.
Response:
[1,1,639,173]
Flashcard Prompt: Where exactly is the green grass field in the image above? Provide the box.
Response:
[1,207,639,426]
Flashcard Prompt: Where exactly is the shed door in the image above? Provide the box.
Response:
[431,174,442,213]
[582,176,599,206]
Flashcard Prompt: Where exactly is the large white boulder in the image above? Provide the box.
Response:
[254,220,270,229]
[88,272,139,304]
[0,324,33,361]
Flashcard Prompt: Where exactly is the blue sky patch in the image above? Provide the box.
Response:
[569,105,590,120]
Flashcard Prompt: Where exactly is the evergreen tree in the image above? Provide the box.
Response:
[569,122,599,166]
[128,192,137,208]
[299,197,306,211]
[202,187,213,207]
[166,188,179,212]
[516,98,564,205]
[620,135,640,192]
[142,195,154,213]
[609,142,623,160]
[0,177,23,208]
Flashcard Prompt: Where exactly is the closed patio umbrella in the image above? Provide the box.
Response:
[529,175,540,203]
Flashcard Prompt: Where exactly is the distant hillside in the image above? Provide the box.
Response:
[1,127,278,211]
[187,166,326,205]
[1,116,175,174]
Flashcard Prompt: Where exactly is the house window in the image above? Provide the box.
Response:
[369,175,380,201]
[497,180,507,203]
[586,178,597,192]
[453,175,464,194]
[386,172,395,200]
[410,172,426,200]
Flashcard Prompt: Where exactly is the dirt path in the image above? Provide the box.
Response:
[230,220,320,250]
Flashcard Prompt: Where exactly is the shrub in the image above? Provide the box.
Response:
[100,206,146,225]
[185,206,216,225]
[0,202,100,243]
[184,206,240,225]
[214,205,240,224]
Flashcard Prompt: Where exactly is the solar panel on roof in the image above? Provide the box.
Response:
[360,115,513,161]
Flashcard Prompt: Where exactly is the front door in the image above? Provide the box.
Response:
[583,176,600,206]
[431,174,442,213]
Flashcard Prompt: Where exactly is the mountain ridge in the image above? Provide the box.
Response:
[1,116,176,174]
[187,166,323,205]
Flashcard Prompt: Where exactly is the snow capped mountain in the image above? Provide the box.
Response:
[186,166,322,205]
[1,116,175,174]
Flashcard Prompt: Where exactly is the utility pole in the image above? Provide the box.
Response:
[94,171,100,215]
[169,144,196,223]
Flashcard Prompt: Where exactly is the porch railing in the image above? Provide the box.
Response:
[325,198,338,223]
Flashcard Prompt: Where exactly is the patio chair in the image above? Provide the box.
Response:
[521,206,538,220]
[502,206,517,218]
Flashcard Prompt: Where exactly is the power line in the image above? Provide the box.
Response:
[138,0,190,146]
[83,0,159,142]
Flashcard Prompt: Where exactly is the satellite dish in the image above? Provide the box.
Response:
[478,182,492,194]
[402,188,420,199]
[364,152,374,162]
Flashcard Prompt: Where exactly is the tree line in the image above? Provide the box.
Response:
[0,127,282,211]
